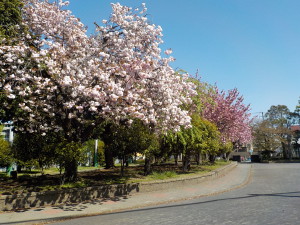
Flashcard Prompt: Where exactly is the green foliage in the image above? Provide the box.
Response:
[252,119,280,152]
[187,77,216,114]
[54,141,84,173]
[0,137,11,167]
[265,105,290,127]
[194,116,222,156]
[102,119,156,162]
[144,132,160,158]
[219,141,233,155]
[81,139,105,166]
[0,125,12,167]
[253,105,292,159]
[162,115,222,163]
[161,129,188,159]
[0,0,23,39]
[12,132,62,171]
[97,140,105,165]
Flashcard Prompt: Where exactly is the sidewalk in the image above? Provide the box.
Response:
[0,163,252,225]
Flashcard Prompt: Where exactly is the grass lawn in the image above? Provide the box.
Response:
[0,160,230,195]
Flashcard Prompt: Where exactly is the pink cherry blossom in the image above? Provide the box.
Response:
[202,87,253,144]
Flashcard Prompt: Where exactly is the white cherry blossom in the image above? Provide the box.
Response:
[0,0,195,140]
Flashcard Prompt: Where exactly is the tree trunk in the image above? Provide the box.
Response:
[182,152,191,172]
[287,136,292,160]
[17,165,22,173]
[144,156,152,176]
[281,142,288,159]
[209,154,216,163]
[195,153,202,165]
[64,158,78,182]
[120,155,125,177]
[205,153,209,161]
[288,143,292,160]
[105,148,114,169]
[174,154,178,166]
[224,152,230,161]
[125,155,129,167]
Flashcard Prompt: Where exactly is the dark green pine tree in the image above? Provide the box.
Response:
[0,0,23,39]
[0,0,25,121]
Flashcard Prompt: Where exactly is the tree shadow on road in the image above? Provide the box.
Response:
[96,190,300,216]
[2,191,300,225]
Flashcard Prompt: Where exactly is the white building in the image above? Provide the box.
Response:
[1,122,14,143]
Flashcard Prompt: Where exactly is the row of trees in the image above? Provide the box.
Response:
[252,103,300,160]
[0,0,253,181]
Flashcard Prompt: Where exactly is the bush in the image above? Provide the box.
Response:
[0,138,12,167]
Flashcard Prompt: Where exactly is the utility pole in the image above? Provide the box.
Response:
[254,112,264,121]
[94,139,99,167]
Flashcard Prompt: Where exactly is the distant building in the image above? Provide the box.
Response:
[291,125,300,132]
[1,122,14,143]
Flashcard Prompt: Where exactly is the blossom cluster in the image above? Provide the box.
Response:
[202,87,252,144]
[0,0,195,137]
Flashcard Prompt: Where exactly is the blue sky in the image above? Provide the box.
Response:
[67,0,300,116]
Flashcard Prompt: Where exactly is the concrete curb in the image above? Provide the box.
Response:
[0,162,237,211]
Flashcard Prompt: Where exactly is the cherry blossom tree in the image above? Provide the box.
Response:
[202,87,252,147]
[0,0,195,180]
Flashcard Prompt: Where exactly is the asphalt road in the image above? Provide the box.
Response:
[51,163,300,225]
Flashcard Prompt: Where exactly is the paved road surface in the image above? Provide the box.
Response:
[51,163,300,225]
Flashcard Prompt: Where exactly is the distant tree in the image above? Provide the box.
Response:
[294,98,300,119]
[0,126,12,167]
[12,132,63,173]
[101,120,156,176]
[195,117,222,163]
[162,115,222,171]
[264,105,292,159]
[290,100,300,157]
[290,98,300,125]
[160,131,182,166]
[0,139,11,167]
[252,105,293,159]
[252,119,281,158]
[81,139,105,167]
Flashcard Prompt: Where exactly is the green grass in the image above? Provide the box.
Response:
[0,172,7,178]
[149,171,178,180]
[45,166,102,174]
[23,181,89,192]
[0,160,231,194]
[60,181,87,189]
[200,160,230,171]
[129,160,230,183]
[12,166,102,177]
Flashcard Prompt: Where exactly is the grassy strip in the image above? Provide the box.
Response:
[128,160,230,183]
[0,161,230,194]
